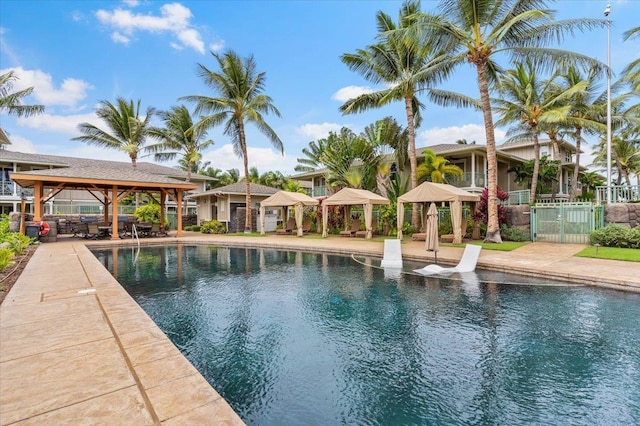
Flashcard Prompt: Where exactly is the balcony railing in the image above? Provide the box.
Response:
[430,173,486,188]
[595,185,640,204]
[313,185,328,198]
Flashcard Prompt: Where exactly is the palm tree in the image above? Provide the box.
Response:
[414,0,604,242]
[494,61,585,201]
[146,105,214,181]
[592,136,640,187]
[73,97,155,169]
[0,70,44,118]
[181,50,283,233]
[416,148,463,184]
[295,139,328,173]
[340,0,453,229]
[621,26,640,92]
[555,66,608,200]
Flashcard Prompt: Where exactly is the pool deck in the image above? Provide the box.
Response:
[1,234,639,425]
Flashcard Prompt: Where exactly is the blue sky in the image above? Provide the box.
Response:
[1,0,638,176]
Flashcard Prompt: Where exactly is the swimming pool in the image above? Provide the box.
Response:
[93,244,640,425]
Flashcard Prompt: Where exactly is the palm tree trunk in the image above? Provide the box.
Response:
[570,128,582,201]
[530,129,541,202]
[549,133,561,198]
[238,122,252,233]
[404,96,420,230]
[476,63,502,243]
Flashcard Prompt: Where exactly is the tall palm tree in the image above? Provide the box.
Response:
[181,50,283,233]
[0,70,45,118]
[494,61,585,200]
[146,105,214,181]
[414,0,604,242]
[73,97,155,169]
[340,0,452,229]
[621,26,640,92]
[555,66,608,200]
[416,148,463,184]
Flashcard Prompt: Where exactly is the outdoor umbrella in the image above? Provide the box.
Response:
[425,202,439,264]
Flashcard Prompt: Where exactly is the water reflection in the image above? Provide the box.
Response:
[92,245,640,426]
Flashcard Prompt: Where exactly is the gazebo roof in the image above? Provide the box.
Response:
[398,182,480,203]
[322,188,390,206]
[261,190,319,207]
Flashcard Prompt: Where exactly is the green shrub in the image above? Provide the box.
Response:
[0,247,14,271]
[500,225,529,242]
[4,233,34,255]
[190,225,201,232]
[201,220,226,234]
[589,224,640,249]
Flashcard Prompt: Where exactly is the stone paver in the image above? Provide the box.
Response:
[1,234,638,425]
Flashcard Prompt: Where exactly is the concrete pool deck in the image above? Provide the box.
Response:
[1,234,639,424]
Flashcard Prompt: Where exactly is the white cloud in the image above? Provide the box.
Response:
[201,144,295,175]
[1,66,92,109]
[122,0,140,6]
[297,122,343,140]
[331,85,374,102]
[416,123,507,146]
[95,3,208,54]
[209,40,224,52]
[111,31,130,45]
[4,134,37,154]
[16,112,98,135]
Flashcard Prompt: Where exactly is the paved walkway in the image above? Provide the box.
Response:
[1,235,638,425]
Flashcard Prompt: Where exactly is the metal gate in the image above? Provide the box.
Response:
[530,203,604,243]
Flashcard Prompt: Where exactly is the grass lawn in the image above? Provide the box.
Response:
[575,246,640,262]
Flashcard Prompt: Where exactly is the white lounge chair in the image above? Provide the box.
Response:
[414,244,482,275]
[380,239,403,268]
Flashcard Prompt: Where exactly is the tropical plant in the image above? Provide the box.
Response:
[494,61,586,200]
[472,186,509,228]
[592,136,640,187]
[201,220,227,234]
[621,26,640,92]
[295,138,328,173]
[416,148,463,184]
[413,0,604,242]
[73,97,155,169]
[508,156,559,196]
[134,204,161,223]
[340,0,453,229]
[0,70,45,118]
[555,66,607,200]
[181,50,283,233]
[146,105,214,181]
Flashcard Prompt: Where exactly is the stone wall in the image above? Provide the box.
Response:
[229,207,257,233]
[504,205,531,236]
[605,203,640,227]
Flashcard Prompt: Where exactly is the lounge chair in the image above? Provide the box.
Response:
[411,232,426,241]
[276,217,296,234]
[380,239,403,268]
[339,218,361,237]
[413,244,482,275]
[355,218,377,238]
[301,217,312,234]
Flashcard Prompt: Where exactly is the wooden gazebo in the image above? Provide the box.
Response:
[9,167,197,239]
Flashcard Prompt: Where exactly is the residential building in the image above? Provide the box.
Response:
[292,143,530,198]
[189,182,279,231]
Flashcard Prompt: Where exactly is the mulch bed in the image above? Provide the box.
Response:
[0,246,37,306]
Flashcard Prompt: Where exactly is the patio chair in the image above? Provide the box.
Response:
[355,218,377,238]
[86,222,101,240]
[413,244,482,275]
[301,217,312,234]
[339,218,361,237]
[380,239,403,268]
[276,217,296,234]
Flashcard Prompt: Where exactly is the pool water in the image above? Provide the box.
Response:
[92,245,640,425]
